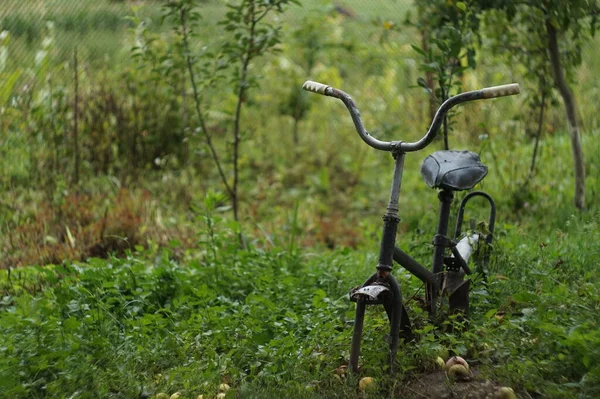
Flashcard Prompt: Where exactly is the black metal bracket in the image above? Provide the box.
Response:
[433,234,454,248]
[454,191,496,276]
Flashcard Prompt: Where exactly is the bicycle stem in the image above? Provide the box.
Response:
[377,152,405,273]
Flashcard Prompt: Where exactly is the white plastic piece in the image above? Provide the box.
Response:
[481,83,520,98]
[355,285,390,299]
[302,80,329,95]
[454,233,479,263]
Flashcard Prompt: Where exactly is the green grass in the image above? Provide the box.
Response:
[1,0,600,397]
[1,207,600,398]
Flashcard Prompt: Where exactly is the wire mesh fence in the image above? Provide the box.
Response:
[0,1,412,78]
[0,0,140,74]
[0,0,416,189]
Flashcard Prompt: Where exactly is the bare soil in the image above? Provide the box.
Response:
[396,368,507,399]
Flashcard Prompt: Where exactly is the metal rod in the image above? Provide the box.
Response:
[377,153,405,272]
[454,191,496,239]
[387,274,403,373]
[430,189,454,317]
[450,245,473,275]
[349,297,366,373]
[393,247,435,283]
[454,191,496,276]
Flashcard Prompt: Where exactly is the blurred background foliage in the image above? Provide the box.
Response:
[1,1,600,398]
[1,0,598,267]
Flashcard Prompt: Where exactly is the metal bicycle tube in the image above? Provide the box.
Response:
[386,274,403,373]
[454,191,496,241]
[376,152,406,372]
[349,297,366,373]
[393,247,434,283]
[454,191,496,275]
[377,152,405,272]
[430,189,454,317]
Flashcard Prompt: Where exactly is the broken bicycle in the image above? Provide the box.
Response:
[302,80,520,373]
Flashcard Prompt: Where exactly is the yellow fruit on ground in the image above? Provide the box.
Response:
[169,393,181,399]
[447,364,470,379]
[196,395,204,399]
[216,393,226,399]
[494,387,517,399]
[435,356,445,368]
[155,394,169,399]
[445,356,469,371]
[358,377,376,392]
[219,383,231,393]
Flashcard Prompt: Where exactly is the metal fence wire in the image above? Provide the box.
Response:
[1,1,411,77]
[1,0,134,74]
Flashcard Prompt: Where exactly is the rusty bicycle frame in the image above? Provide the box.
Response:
[302,80,519,373]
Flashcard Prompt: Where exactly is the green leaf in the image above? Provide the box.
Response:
[411,44,427,56]
[312,289,327,308]
[512,292,539,304]
[0,70,20,105]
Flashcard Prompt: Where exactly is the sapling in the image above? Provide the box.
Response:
[163,0,298,230]
[408,0,480,150]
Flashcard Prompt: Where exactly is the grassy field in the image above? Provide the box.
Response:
[1,0,600,398]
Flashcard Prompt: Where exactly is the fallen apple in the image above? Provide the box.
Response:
[358,377,376,392]
[169,393,181,399]
[445,356,469,371]
[447,364,470,380]
[155,394,169,399]
[219,384,231,393]
[435,356,445,369]
[494,387,517,399]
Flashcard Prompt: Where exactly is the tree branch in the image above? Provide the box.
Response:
[179,7,234,198]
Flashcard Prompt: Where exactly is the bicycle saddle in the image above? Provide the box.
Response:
[420,150,488,191]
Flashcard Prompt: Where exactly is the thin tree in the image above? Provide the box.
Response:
[478,0,599,209]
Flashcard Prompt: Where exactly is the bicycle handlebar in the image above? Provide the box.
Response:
[302,80,520,153]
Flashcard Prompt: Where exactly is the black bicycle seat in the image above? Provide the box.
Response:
[420,150,488,191]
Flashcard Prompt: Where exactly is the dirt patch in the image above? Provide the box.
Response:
[397,368,506,399]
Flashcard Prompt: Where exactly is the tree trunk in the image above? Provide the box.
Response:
[546,21,586,210]
[528,90,546,181]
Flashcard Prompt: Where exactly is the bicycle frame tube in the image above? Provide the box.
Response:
[377,152,405,272]
[430,189,454,317]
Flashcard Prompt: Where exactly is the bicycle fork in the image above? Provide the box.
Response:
[349,151,411,373]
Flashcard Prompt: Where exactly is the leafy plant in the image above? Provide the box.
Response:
[478,0,599,209]
[408,0,480,149]
[160,0,299,227]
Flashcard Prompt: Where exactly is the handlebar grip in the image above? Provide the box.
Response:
[302,80,330,95]
[481,83,520,99]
